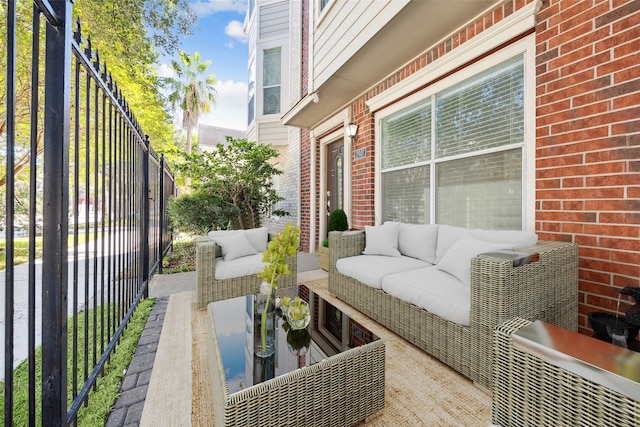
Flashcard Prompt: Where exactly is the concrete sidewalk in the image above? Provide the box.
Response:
[106,252,320,426]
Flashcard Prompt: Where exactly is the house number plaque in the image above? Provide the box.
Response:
[354,147,367,160]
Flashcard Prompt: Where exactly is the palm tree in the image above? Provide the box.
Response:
[165,51,217,155]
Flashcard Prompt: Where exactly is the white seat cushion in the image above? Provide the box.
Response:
[381,267,471,326]
[214,254,265,280]
[336,255,431,289]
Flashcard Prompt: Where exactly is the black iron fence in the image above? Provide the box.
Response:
[2,1,176,425]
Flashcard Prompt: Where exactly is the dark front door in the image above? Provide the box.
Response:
[326,140,344,229]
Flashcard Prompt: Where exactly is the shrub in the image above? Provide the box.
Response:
[328,209,348,233]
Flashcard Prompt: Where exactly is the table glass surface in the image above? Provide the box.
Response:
[209,285,380,394]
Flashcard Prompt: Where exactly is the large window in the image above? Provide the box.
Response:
[263,47,281,115]
[380,55,525,229]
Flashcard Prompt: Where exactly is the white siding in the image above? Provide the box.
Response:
[257,121,288,145]
[312,0,408,87]
[260,1,289,39]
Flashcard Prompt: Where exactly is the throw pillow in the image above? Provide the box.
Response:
[208,230,241,257]
[436,234,512,286]
[214,233,258,261]
[362,222,401,257]
[398,223,438,264]
[244,227,269,252]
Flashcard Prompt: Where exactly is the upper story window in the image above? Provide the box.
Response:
[263,47,281,115]
[248,60,256,125]
[320,0,331,12]
[379,55,526,230]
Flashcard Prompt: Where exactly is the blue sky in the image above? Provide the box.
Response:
[157,0,249,131]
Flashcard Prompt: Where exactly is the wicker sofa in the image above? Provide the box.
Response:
[196,227,297,308]
[328,225,578,389]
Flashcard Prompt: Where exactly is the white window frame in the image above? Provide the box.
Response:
[374,35,536,230]
[262,46,282,116]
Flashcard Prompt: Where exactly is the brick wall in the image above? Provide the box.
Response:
[342,0,639,333]
[300,0,311,251]
[535,0,640,333]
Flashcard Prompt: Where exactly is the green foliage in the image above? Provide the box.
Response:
[322,239,329,248]
[328,209,349,233]
[161,239,196,273]
[163,51,218,154]
[0,299,155,426]
[258,223,300,286]
[169,138,286,232]
[72,0,196,153]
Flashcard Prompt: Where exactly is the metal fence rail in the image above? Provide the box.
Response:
[2,1,176,425]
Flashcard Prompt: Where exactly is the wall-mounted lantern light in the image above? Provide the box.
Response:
[346,123,358,141]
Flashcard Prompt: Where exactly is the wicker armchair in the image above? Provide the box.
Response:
[329,230,578,389]
[196,234,297,308]
[494,318,640,426]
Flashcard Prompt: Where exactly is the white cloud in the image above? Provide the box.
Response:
[225,20,247,43]
[191,0,247,17]
[156,62,175,78]
[199,79,248,131]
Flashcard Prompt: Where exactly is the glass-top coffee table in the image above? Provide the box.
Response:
[206,284,385,427]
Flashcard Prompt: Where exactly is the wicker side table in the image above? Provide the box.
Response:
[493,318,640,427]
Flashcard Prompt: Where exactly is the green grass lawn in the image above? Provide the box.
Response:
[0,298,155,426]
[0,233,95,270]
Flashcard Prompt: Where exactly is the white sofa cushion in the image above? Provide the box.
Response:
[214,253,265,280]
[336,255,431,289]
[213,233,258,261]
[470,228,538,247]
[362,222,401,257]
[244,226,269,252]
[436,234,513,286]
[398,223,438,264]
[436,224,538,262]
[381,267,471,326]
[207,227,269,256]
[435,225,468,262]
[207,230,241,257]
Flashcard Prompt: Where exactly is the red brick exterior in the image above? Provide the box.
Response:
[535,0,640,333]
[299,0,640,332]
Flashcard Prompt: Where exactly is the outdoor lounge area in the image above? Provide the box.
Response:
[138,252,640,426]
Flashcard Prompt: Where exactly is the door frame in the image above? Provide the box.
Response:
[310,109,352,252]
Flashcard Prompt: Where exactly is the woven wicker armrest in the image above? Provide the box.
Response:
[470,240,578,387]
[196,240,219,294]
[328,230,365,274]
[493,317,640,426]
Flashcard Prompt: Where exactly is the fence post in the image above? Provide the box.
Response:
[41,1,72,425]
[158,154,165,274]
[142,136,150,298]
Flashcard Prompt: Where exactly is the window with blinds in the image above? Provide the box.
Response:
[380,55,525,229]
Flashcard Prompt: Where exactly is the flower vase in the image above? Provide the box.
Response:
[286,299,311,330]
[254,283,277,357]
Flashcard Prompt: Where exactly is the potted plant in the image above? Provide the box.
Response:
[319,209,348,271]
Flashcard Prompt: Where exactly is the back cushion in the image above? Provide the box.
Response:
[435,225,468,262]
[208,227,269,256]
[207,230,241,257]
[470,229,538,248]
[244,227,269,252]
[398,223,438,264]
[362,222,401,257]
